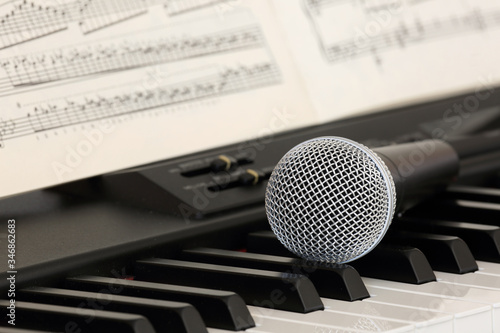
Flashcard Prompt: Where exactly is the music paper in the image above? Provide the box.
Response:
[0,0,316,198]
[1,0,500,198]
[271,0,500,121]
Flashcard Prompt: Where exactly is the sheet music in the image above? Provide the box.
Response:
[2,0,500,198]
[271,0,500,121]
[0,0,317,198]
[0,0,232,49]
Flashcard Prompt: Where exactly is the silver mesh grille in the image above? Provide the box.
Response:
[265,137,396,263]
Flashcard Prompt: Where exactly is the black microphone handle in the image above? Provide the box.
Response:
[373,140,459,213]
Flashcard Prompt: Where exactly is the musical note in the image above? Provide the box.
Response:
[76,0,149,34]
[0,24,264,90]
[305,1,500,65]
[0,0,69,50]
[0,62,281,147]
[0,117,15,148]
[0,0,235,50]
[166,0,230,16]
[304,0,405,16]
[303,0,341,15]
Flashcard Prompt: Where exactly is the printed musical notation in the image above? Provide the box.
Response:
[165,0,230,16]
[303,0,338,15]
[0,24,264,92]
[304,0,403,15]
[0,62,281,147]
[0,1,318,198]
[0,0,229,50]
[303,0,500,65]
[325,10,500,64]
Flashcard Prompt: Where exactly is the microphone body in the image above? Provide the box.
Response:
[265,137,459,264]
[373,140,458,212]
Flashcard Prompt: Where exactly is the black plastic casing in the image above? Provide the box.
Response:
[374,140,460,213]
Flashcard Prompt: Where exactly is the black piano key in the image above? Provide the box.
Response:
[395,217,500,263]
[0,328,60,333]
[444,185,500,204]
[65,275,254,331]
[407,199,500,226]
[0,300,155,333]
[350,245,436,284]
[134,258,324,313]
[384,230,478,274]
[247,230,295,257]
[245,230,435,284]
[17,286,206,333]
[181,247,369,301]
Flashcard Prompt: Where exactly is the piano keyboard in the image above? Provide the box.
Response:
[2,92,500,332]
[1,185,500,332]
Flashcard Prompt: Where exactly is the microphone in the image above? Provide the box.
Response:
[265,136,462,264]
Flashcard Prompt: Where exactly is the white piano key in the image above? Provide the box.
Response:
[476,261,500,276]
[363,277,500,332]
[321,297,452,333]
[249,315,402,333]
[364,285,492,333]
[246,306,415,332]
[435,271,500,290]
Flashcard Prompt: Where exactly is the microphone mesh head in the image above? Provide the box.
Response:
[265,137,396,263]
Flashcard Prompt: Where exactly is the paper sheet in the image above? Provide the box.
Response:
[0,0,317,198]
[2,0,500,198]
[271,0,500,121]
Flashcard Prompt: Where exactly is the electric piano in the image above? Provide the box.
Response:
[1,89,500,332]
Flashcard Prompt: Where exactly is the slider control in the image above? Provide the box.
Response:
[210,155,236,172]
[239,169,263,186]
